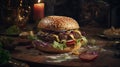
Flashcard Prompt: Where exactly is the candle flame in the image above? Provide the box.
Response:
[38,0,41,3]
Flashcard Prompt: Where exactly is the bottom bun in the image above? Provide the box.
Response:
[32,41,81,53]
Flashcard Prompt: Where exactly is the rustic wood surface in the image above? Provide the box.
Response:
[11,26,120,67]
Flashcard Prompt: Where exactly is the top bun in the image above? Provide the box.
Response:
[37,16,80,31]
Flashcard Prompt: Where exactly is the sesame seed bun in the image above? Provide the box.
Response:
[37,16,80,31]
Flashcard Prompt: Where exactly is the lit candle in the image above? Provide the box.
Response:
[34,0,44,20]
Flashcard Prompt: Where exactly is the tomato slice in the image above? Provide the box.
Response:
[66,40,76,47]
[79,52,98,62]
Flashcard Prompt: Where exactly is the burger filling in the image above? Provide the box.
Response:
[37,29,88,50]
[37,29,82,42]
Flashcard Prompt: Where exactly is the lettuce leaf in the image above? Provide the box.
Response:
[52,41,66,50]
[52,36,88,50]
[76,36,88,46]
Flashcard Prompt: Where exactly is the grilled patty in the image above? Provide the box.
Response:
[37,29,82,43]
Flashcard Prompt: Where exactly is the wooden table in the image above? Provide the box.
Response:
[11,26,120,67]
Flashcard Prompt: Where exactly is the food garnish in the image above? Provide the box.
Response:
[79,51,98,61]
[104,26,120,36]
[5,25,21,34]
[0,42,11,64]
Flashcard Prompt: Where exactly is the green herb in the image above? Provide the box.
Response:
[27,35,38,40]
[6,25,21,34]
[0,42,11,64]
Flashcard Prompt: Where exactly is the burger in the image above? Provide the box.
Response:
[32,16,88,54]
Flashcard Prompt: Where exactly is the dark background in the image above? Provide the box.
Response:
[0,0,120,28]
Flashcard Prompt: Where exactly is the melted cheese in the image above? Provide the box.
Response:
[52,30,82,43]
[69,34,75,40]
[67,30,82,40]
[74,30,82,36]
[66,31,71,35]
[52,34,60,42]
